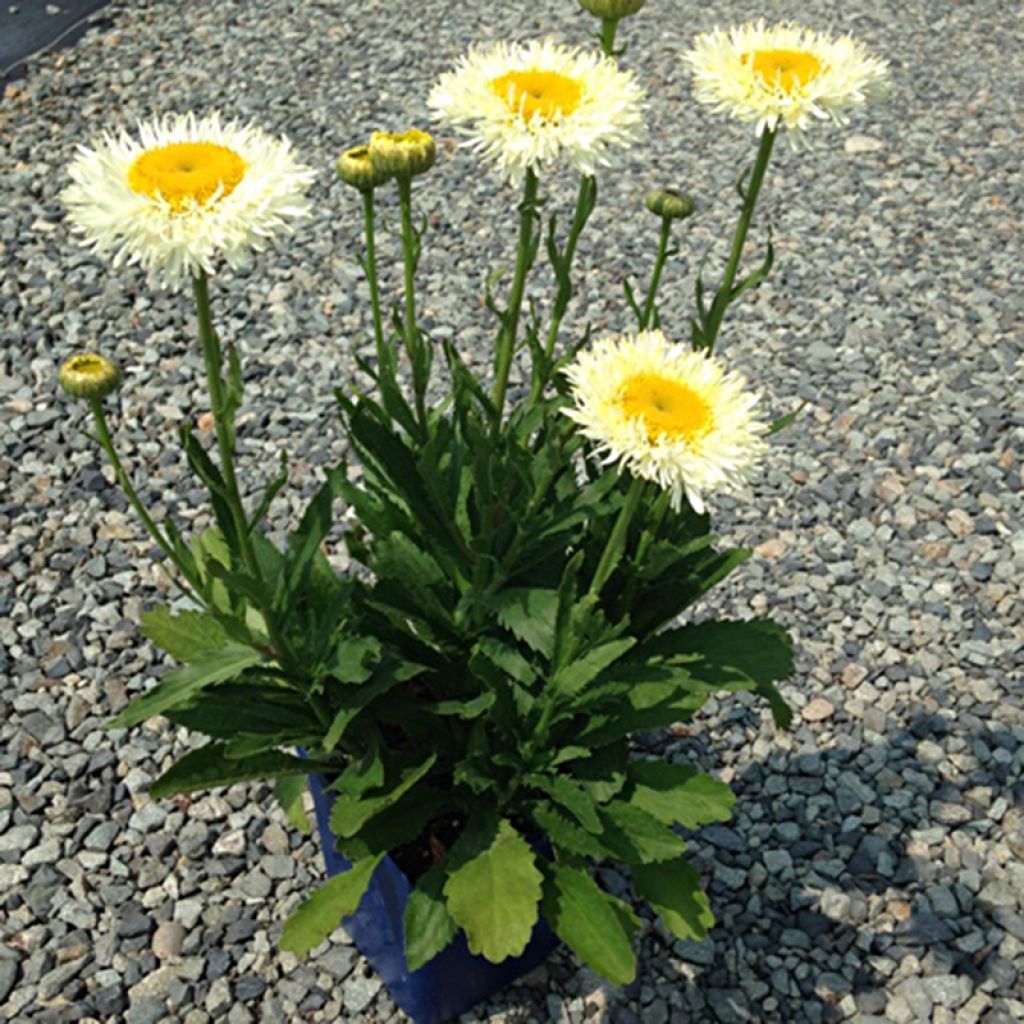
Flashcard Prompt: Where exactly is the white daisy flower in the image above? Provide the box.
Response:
[564,330,767,514]
[61,112,315,289]
[684,21,889,141]
[427,38,645,185]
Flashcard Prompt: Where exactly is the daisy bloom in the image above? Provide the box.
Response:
[428,38,645,184]
[61,112,315,289]
[564,330,767,514]
[684,21,889,140]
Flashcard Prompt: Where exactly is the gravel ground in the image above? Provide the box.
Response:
[2,0,1022,1022]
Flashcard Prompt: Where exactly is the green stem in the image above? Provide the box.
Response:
[491,167,539,432]
[543,175,594,362]
[362,188,386,365]
[702,127,777,353]
[88,398,201,602]
[396,175,428,432]
[588,475,645,599]
[600,17,618,56]
[192,271,289,662]
[641,216,672,329]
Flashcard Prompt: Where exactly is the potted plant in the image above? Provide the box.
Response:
[56,5,888,1022]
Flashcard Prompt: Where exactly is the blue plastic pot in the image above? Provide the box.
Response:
[307,773,560,1024]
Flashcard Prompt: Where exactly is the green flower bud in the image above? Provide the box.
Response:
[336,145,392,192]
[645,188,695,221]
[368,129,436,179]
[579,0,646,19]
[58,352,122,401]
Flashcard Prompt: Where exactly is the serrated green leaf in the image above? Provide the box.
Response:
[528,775,602,833]
[628,760,735,830]
[112,644,264,728]
[632,858,714,941]
[641,619,794,728]
[280,855,382,955]
[541,864,637,985]
[443,819,543,963]
[140,606,231,663]
[274,775,310,834]
[149,743,307,798]
[551,637,635,698]
[166,684,318,740]
[598,801,687,864]
[532,803,606,860]
[329,755,436,838]
[404,862,457,971]
[487,588,558,658]
[433,691,496,718]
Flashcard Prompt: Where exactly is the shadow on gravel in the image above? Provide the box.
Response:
[460,713,1023,1023]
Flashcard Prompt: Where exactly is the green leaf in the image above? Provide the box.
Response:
[487,588,558,658]
[274,775,310,834]
[551,638,635,698]
[149,743,308,797]
[632,858,714,941]
[112,644,264,728]
[598,801,687,864]
[280,855,383,955]
[404,863,457,971]
[541,864,637,985]
[433,691,496,719]
[322,666,407,753]
[329,755,437,838]
[166,684,319,740]
[532,803,606,860]
[140,606,231,663]
[628,760,735,830]
[643,619,794,728]
[443,819,543,963]
[331,637,381,684]
[528,775,602,833]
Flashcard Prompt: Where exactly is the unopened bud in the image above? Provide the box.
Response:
[369,129,436,179]
[645,188,695,221]
[58,352,122,401]
[336,145,392,192]
[579,0,646,19]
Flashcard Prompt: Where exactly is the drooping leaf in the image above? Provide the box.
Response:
[443,819,543,963]
[112,644,264,728]
[632,858,714,941]
[140,606,231,663]
[404,862,457,971]
[640,619,794,728]
[149,743,308,797]
[627,760,735,830]
[541,863,637,985]
[280,855,383,955]
[274,775,310,834]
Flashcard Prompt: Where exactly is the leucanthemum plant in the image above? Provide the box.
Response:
[56,4,888,1011]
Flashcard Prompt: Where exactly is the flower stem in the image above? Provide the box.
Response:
[600,17,618,57]
[396,175,428,433]
[640,215,672,329]
[588,474,645,598]
[701,126,777,353]
[88,397,201,602]
[362,188,387,367]
[492,167,539,433]
[192,271,289,662]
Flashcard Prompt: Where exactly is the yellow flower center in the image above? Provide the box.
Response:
[127,142,246,210]
[489,69,584,121]
[747,49,823,93]
[619,372,713,443]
